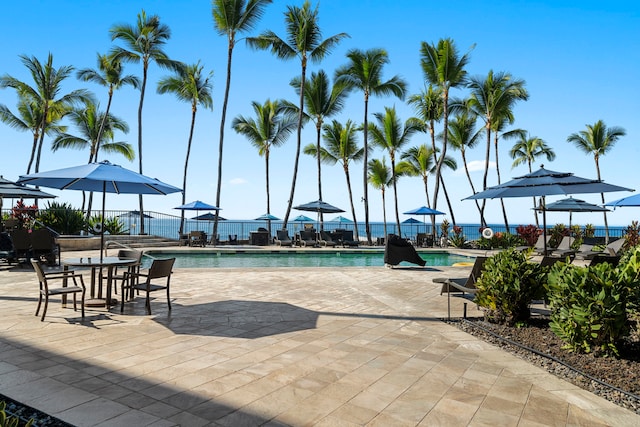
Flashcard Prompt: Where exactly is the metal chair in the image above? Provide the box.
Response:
[122,258,175,314]
[31,259,85,321]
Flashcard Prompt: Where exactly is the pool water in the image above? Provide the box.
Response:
[142,251,473,269]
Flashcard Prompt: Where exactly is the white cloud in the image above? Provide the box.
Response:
[466,160,496,173]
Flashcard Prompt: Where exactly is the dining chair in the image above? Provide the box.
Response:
[106,249,143,298]
[121,257,175,315]
[31,259,86,321]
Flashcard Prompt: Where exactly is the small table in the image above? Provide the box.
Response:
[62,256,138,309]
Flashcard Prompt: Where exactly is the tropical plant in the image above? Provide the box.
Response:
[466,70,528,230]
[449,225,466,248]
[247,0,348,229]
[475,249,547,325]
[335,48,407,244]
[0,53,92,174]
[233,99,296,230]
[395,144,436,207]
[157,61,214,234]
[10,200,37,228]
[36,201,86,235]
[515,224,541,247]
[110,9,178,233]
[624,221,640,249]
[367,157,393,239]
[289,69,349,228]
[567,120,626,243]
[88,215,126,235]
[368,106,420,233]
[419,38,471,228]
[549,223,569,248]
[0,400,33,427]
[509,132,555,224]
[306,119,363,239]
[211,0,272,242]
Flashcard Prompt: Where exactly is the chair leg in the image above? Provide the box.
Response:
[35,293,43,317]
[80,289,85,318]
[41,295,49,322]
[72,293,77,312]
[145,292,151,315]
[167,288,171,311]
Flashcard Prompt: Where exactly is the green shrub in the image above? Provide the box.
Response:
[476,232,524,250]
[36,202,86,235]
[474,249,547,325]
[546,261,632,356]
[88,216,127,235]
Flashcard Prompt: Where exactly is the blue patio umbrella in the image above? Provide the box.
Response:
[0,176,57,211]
[403,206,445,233]
[402,217,424,236]
[175,200,220,211]
[331,215,353,223]
[255,213,280,221]
[18,160,181,259]
[605,193,640,208]
[293,214,314,222]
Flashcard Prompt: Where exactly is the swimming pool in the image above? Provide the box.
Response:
[142,250,474,268]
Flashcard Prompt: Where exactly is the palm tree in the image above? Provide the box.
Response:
[157,61,214,234]
[110,9,178,233]
[212,0,272,242]
[0,53,92,174]
[396,144,437,208]
[247,1,348,229]
[567,120,625,242]
[368,157,393,239]
[466,70,528,228]
[335,48,407,244]
[232,99,296,231]
[76,53,140,150]
[419,38,472,225]
[288,69,349,228]
[304,119,363,239]
[368,106,420,234]
[447,111,484,222]
[509,133,556,225]
[0,99,63,173]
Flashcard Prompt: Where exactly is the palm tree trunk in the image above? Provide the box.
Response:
[137,62,148,234]
[494,134,509,232]
[26,133,39,174]
[315,122,324,230]
[390,154,401,235]
[461,150,484,225]
[179,108,197,235]
[213,41,234,243]
[87,91,114,221]
[480,124,491,225]
[594,157,609,243]
[422,176,431,208]
[432,88,449,241]
[440,179,456,226]
[381,188,387,239]
[362,93,371,245]
[343,165,359,240]
[282,59,307,230]
[265,151,271,226]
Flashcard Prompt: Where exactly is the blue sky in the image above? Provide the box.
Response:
[1,0,639,227]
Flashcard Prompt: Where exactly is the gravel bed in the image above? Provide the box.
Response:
[0,393,73,427]
[451,316,640,415]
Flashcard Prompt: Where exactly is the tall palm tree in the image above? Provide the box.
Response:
[335,48,407,244]
[466,70,528,228]
[447,111,484,222]
[287,69,349,228]
[304,119,364,239]
[212,0,272,242]
[396,144,437,208]
[248,1,348,229]
[0,100,63,173]
[110,9,178,233]
[157,61,214,234]
[419,38,471,226]
[567,120,625,242]
[232,99,296,230]
[368,106,420,234]
[368,157,393,239]
[509,133,556,225]
[0,53,92,174]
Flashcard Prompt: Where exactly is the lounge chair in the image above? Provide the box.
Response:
[299,230,317,247]
[538,255,568,269]
[549,236,576,257]
[433,256,488,318]
[318,230,337,247]
[275,229,293,247]
[384,234,425,267]
[575,238,625,260]
[516,234,551,255]
[341,230,359,247]
[588,253,621,267]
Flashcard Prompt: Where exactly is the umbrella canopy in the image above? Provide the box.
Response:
[174,200,220,211]
[0,176,57,211]
[292,214,314,222]
[18,161,181,259]
[605,193,640,208]
[294,199,344,214]
[331,215,353,223]
[535,197,609,244]
[255,213,280,221]
[192,212,226,221]
[403,206,445,234]
[465,166,632,253]
[402,218,423,224]
[118,210,153,219]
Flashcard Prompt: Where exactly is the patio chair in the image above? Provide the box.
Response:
[9,228,31,263]
[228,234,238,245]
[433,256,488,319]
[189,231,206,247]
[516,234,550,255]
[274,229,293,246]
[341,230,359,247]
[30,228,60,266]
[384,234,425,267]
[0,232,16,264]
[121,257,175,315]
[299,230,317,247]
[31,259,85,321]
[106,249,143,298]
[318,230,337,247]
[549,236,576,257]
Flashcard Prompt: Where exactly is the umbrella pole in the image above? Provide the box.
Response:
[542,196,548,255]
[100,183,106,262]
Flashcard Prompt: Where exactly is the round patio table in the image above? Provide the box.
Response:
[62,256,138,308]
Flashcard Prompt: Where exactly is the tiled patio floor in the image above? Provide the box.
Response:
[1,248,638,426]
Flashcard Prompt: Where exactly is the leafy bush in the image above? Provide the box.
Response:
[474,248,547,325]
[516,224,540,247]
[476,232,524,250]
[545,248,640,357]
[624,221,640,249]
[36,202,86,235]
[549,223,569,248]
[88,216,127,235]
[448,225,466,248]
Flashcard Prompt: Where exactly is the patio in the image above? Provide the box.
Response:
[0,247,638,426]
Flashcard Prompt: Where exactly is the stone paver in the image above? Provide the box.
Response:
[0,247,638,426]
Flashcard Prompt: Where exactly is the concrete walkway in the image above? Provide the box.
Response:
[1,248,638,426]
